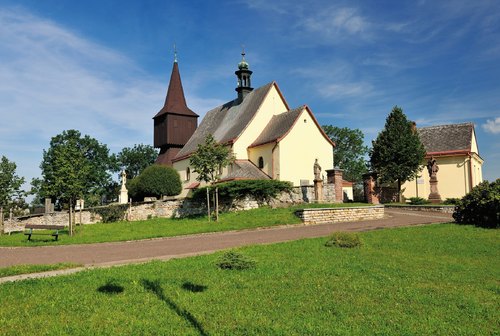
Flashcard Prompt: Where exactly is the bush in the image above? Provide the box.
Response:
[93,204,128,223]
[443,198,460,205]
[408,197,430,205]
[192,180,293,203]
[216,251,256,270]
[325,232,362,248]
[130,165,182,200]
[453,179,500,228]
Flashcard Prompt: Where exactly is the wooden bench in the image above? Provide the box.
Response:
[24,224,65,241]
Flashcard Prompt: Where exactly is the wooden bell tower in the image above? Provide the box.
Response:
[153,54,198,166]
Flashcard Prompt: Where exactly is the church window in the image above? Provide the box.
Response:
[258,156,264,169]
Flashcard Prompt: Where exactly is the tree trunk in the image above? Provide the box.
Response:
[397,180,402,203]
[206,187,211,222]
[0,207,3,235]
[215,187,219,222]
[69,200,73,237]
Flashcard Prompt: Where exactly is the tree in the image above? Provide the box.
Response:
[115,144,158,179]
[0,156,26,217]
[369,106,426,202]
[322,125,368,182]
[190,134,235,221]
[38,129,116,208]
[130,165,182,199]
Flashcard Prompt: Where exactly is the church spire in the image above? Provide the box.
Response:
[235,47,253,101]
[154,53,197,118]
[153,51,199,166]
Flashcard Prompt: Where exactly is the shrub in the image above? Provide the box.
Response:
[408,197,430,205]
[453,179,500,228]
[131,165,182,200]
[93,204,128,223]
[216,251,256,270]
[325,232,362,248]
[193,180,293,203]
[443,198,460,205]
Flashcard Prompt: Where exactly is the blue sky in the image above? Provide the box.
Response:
[0,0,499,190]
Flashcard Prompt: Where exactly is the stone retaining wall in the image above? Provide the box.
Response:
[2,185,340,234]
[295,205,385,225]
[384,205,454,214]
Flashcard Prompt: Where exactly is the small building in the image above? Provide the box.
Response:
[402,123,483,200]
[154,52,338,198]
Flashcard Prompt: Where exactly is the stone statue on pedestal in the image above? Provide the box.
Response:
[119,170,129,204]
[427,157,442,203]
[313,159,323,202]
[314,159,322,181]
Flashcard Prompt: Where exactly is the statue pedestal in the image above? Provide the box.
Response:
[428,176,442,204]
[314,179,323,202]
[119,187,128,204]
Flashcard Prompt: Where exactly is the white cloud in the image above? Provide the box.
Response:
[0,7,218,186]
[482,117,500,134]
[318,82,373,99]
[301,6,370,40]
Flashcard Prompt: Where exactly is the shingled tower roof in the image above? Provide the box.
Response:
[154,61,198,118]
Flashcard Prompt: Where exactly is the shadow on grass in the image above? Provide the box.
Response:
[98,279,124,294]
[182,281,208,293]
[141,279,209,336]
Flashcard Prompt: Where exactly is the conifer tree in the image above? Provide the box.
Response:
[370,106,426,201]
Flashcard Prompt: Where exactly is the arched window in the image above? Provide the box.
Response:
[258,156,264,169]
[186,167,191,181]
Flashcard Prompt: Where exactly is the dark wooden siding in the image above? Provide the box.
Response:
[167,114,197,145]
[154,114,197,148]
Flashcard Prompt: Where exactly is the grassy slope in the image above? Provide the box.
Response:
[0,224,498,335]
[0,203,368,247]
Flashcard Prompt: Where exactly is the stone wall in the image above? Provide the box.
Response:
[384,205,454,214]
[295,205,384,225]
[2,210,102,234]
[1,184,340,234]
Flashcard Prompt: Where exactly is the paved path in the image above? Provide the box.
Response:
[0,209,452,271]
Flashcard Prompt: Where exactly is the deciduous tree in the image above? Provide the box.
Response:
[190,134,235,221]
[322,125,368,182]
[115,144,158,179]
[0,156,26,216]
[369,106,426,202]
[38,129,116,208]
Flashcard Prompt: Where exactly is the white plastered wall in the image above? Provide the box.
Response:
[277,109,334,186]
[232,85,288,159]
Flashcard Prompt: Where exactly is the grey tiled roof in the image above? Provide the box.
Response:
[175,82,275,159]
[220,160,271,181]
[417,123,474,153]
[250,106,303,147]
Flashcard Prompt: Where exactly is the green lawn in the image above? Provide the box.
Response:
[0,203,369,247]
[0,224,498,335]
[0,263,82,278]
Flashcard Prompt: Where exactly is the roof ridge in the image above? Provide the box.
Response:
[418,122,473,130]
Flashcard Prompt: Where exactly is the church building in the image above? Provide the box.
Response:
[154,52,336,197]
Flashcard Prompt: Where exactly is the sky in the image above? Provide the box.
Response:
[0,0,499,193]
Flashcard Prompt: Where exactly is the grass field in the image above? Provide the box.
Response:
[0,263,82,278]
[0,224,498,335]
[0,203,368,247]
